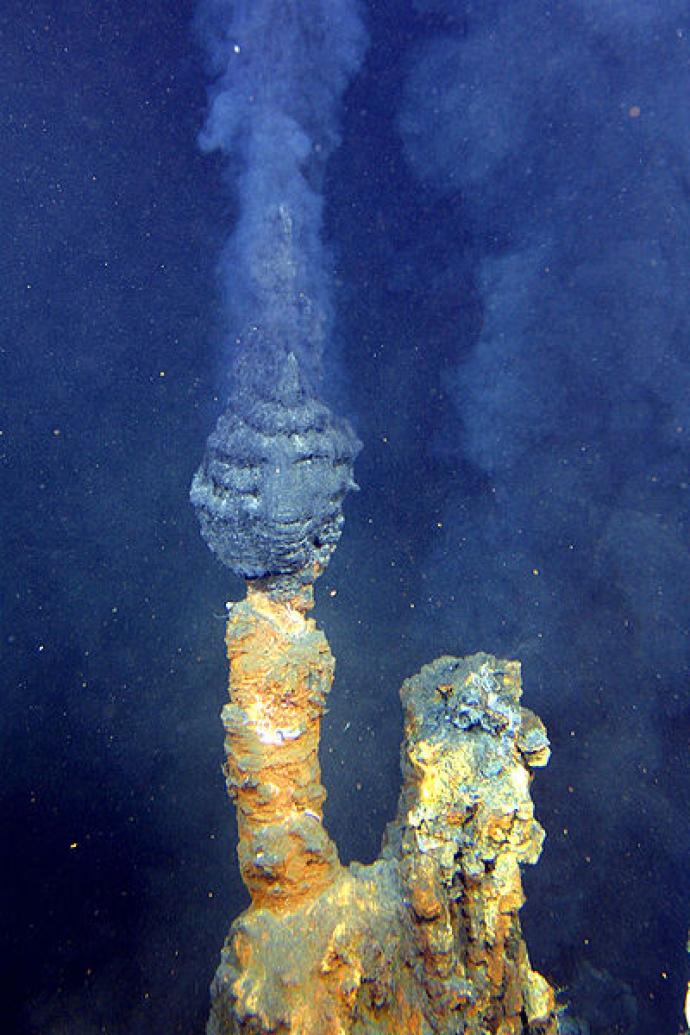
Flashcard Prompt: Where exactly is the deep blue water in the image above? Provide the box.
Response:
[2,2,689,1033]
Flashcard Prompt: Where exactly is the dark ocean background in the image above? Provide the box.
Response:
[2,1,689,1032]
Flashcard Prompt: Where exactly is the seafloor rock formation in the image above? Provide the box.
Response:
[207,578,558,1035]
[190,351,361,582]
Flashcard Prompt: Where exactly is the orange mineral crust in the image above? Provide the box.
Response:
[209,581,558,1035]
[221,581,340,910]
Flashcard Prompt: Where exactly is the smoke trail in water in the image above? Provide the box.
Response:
[191,1,367,582]
[195,0,368,402]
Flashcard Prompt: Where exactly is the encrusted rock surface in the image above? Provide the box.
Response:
[207,587,558,1035]
[191,351,360,583]
[218,581,340,910]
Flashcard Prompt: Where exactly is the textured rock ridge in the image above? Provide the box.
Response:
[207,603,559,1035]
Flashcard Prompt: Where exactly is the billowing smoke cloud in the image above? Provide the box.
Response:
[397,1,690,1028]
[195,0,368,399]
